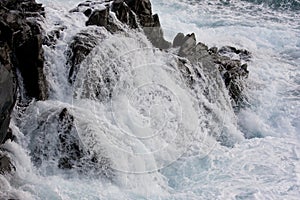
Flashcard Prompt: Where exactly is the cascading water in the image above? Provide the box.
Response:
[0,0,299,199]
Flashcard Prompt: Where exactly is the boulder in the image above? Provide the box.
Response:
[112,0,138,29]
[66,31,105,83]
[173,32,185,48]
[86,8,109,27]
[0,153,15,175]
[178,33,197,57]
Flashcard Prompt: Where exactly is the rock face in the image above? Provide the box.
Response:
[0,153,15,175]
[73,0,170,49]
[173,32,251,106]
[0,0,47,143]
[67,31,100,83]
[123,0,171,49]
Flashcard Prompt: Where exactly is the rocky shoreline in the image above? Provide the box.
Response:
[0,0,250,175]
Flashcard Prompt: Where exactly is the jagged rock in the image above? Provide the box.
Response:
[66,31,105,83]
[178,33,196,57]
[86,8,109,27]
[0,0,47,101]
[0,0,47,144]
[112,0,138,29]
[28,107,113,178]
[219,45,252,61]
[175,32,250,105]
[0,153,15,175]
[73,0,170,48]
[0,52,17,144]
[114,0,171,49]
[43,26,66,47]
[173,32,185,48]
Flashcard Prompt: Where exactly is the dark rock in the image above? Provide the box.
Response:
[0,153,15,175]
[0,0,47,144]
[208,46,218,54]
[0,0,47,101]
[83,8,92,17]
[66,31,104,83]
[28,107,113,178]
[175,32,250,106]
[173,32,185,48]
[112,0,138,29]
[178,33,196,57]
[43,26,66,47]
[219,45,252,61]
[86,8,109,27]
[123,0,171,49]
[0,54,17,144]
[2,128,16,143]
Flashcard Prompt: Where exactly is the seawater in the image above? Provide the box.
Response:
[0,0,299,199]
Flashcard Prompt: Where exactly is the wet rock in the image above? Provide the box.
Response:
[43,26,66,47]
[72,1,120,33]
[0,54,17,144]
[66,31,105,83]
[112,0,138,29]
[219,45,252,61]
[86,8,109,27]
[0,153,15,175]
[28,107,113,178]
[178,33,196,57]
[175,32,250,106]
[173,32,185,48]
[0,0,47,101]
[121,0,171,49]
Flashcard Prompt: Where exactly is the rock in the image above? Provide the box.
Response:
[0,53,17,144]
[173,32,185,47]
[66,31,105,83]
[218,45,252,61]
[0,153,15,175]
[123,0,171,49]
[175,32,250,106]
[0,0,47,101]
[43,26,66,47]
[112,0,138,29]
[73,0,170,48]
[28,107,113,178]
[178,33,196,57]
[72,1,120,33]
[86,8,109,27]
[0,0,47,144]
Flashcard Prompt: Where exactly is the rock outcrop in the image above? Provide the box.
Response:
[72,0,170,49]
[0,153,15,175]
[66,31,101,83]
[28,107,113,178]
[0,0,48,143]
[173,32,250,106]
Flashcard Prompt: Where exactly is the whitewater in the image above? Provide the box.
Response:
[1,0,299,199]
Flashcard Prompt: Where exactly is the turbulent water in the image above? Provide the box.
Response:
[1,0,299,199]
